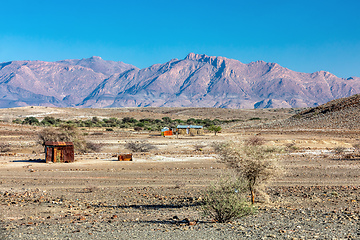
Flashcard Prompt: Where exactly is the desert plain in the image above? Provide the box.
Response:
[0,106,359,239]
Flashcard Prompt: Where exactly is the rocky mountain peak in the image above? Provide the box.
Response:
[185,53,227,68]
[89,56,102,60]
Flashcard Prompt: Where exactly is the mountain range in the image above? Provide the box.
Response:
[0,53,359,109]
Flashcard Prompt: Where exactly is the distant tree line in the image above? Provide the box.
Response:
[13,116,241,131]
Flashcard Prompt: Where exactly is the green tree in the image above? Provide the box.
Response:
[162,117,172,124]
[23,117,39,125]
[208,125,222,135]
[122,117,137,123]
[41,116,57,126]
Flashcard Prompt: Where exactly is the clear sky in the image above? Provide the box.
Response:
[0,0,359,78]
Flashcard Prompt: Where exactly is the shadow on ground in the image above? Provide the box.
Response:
[90,202,202,210]
[12,159,45,163]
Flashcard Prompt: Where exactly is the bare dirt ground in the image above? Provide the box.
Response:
[0,107,359,239]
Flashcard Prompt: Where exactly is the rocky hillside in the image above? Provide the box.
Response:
[265,94,360,129]
[0,53,359,109]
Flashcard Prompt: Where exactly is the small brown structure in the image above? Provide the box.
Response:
[45,141,74,163]
[118,154,132,161]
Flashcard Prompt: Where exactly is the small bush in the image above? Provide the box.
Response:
[353,142,360,152]
[245,135,265,146]
[333,146,346,154]
[106,128,114,131]
[12,118,22,124]
[134,126,143,131]
[174,180,186,189]
[194,144,206,151]
[125,140,156,152]
[202,177,254,223]
[284,142,298,152]
[0,143,11,152]
[86,142,103,153]
[91,132,104,135]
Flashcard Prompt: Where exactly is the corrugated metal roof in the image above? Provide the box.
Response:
[45,141,74,146]
[177,125,203,129]
[161,127,170,132]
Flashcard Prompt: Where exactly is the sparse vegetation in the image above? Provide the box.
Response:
[333,146,346,155]
[245,135,265,146]
[352,142,360,152]
[214,142,281,204]
[125,140,157,152]
[0,143,11,152]
[194,144,206,151]
[14,116,241,131]
[202,176,254,223]
[85,142,103,153]
[284,142,299,152]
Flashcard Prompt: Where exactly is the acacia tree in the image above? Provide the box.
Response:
[208,125,222,136]
[214,142,280,204]
[38,124,102,153]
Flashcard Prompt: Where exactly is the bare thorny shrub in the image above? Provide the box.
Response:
[0,143,11,152]
[213,141,281,205]
[284,142,299,152]
[333,146,346,155]
[194,144,207,151]
[244,135,265,146]
[352,142,360,152]
[125,140,157,152]
[38,125,103,153]
[202,176,255,223]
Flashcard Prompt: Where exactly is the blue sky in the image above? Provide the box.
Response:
[0,0,359,78]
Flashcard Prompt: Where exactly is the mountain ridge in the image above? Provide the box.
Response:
[0,53,359,109]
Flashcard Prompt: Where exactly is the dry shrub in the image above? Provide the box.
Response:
[245,135,265,146]
[202,176,254,223]
[0,143,11,152]
[284,142,299,152]
[38,125,99,153]
[86,142,103,153]
[214,142,281,204]
[194,144,207,151]
[352,142,360,152]
[134,126,143,131]
[333,146,346,155]
[38,128,71,146]
[125,140,156,152]
[174,180,186,189]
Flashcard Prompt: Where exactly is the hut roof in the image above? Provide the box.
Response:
[45,141,73,146]
[176,125,203,129]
